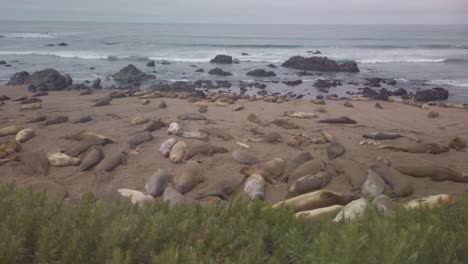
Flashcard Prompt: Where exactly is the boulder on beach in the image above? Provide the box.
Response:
[147,60,155,67]
[114,64,153,84]
[281,56,360,73]
[7,71,30,85]
[24,69,70,91]
[414,87,449,102]
[210,54,233,64]
[246,69,277,77]
[208,67,233,76]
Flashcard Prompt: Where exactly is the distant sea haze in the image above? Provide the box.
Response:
[1,21,468,100]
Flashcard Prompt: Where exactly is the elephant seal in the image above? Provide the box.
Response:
[177,113,206,120]
[332,159,367,192]
[20,103,42,110]
[449,137,466,151]
[288,160,327,184]
[361,169,386,199]
[79,147,104,171]
[117,189,154,205]
[167,122,181,135]
[0,141,20,159]
[280,151,313,182]
[271,119,299,129]
[96,151,127,172]
[328,141,345,160]
[295,205,344,222]
[244,174,266,201]
[240,158,285,183]
[21,97,42,104]
[47,152,81,167]
[66,136,110,157]
[145,169,170,197]
[199,127,233,141]
[27,114,47,123]
[370,165,413,198]
[232,149,262,165]
[41,116,68,126]
[393,165,468,183]
[160,138,177,157]
[371,194,393,215]
[143,119,165,132]
[169,141,187,163]
[377,142,449,154]
[333,198,369,222]
[15,128,35,143]
[284,111,317,119]
[318,116,357,124]
[93,97,111,107]
[131,115,150,125]
[177,131,209,140]
[0,151,49,175]
[195,175,246,201]
[163,185,187,208]
[246,132,282,143]
[405,194,454,209]
[64,131,114,142]
[70,115,92,124]
[363,132,401,140]
[128,131,153,149]
[0,125,22,137]
[173,160,203,194]
[273,190,357,213]
[247,113,264,125]
[288,171,331,197]
[184,143,228,160]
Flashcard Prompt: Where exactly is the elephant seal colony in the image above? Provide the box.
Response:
[0,84,468,223]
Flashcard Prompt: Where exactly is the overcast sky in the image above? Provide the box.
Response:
[0,0,467,24]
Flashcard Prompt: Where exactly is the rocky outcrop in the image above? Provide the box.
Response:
[64,74,73,87]
[210,55,232,64]
[24,69,70,91]
[282,56,360,72]
[282,80,303,86]
[246,69,277,77]
[91,78,102,89]
[114,64,154,84]
[7,71,30,85]
[267,64,278,68]
[414,87,449,102]
[0,60,6,65]
[208,67,232,76]
[147,61,155,67]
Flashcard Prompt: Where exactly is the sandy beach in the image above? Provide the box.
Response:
[1,85,468,204]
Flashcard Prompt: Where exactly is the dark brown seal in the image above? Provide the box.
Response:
[279,151,313,182]
[80,147,104,171]
[184,143,228,160]
[370,164,414,198]
[328,141,345,159]
[195,175,246,201]
[393,165,468,183]
[128,131,153,149]
[66,136,110,157]
[318,116,357,124]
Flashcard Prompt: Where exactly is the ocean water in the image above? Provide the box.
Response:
[1,21,468,101]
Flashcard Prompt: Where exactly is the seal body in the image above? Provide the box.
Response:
[47,152,81,167]
[318,116,356,124]
[370,165,413,198]
[240,158,285,182]
[0,125,22,137]
[117,189,154,205]
[405,194,453,209]
[97,152,127,172]
[273,190,357,213]
[177,113,206,120]
[284,111,317,119]
[20,103,42,110]
[177,131,209,140]
[289,160,326,184]
[163,186,186,208]
[145,169,170,197]
[173,160,202,193]
[131,115,150,125]
[295,205,344,222]
[333,159,367,192]
[333,198,369,222]
[167,122,181,135]
[244,174,266,201]
[80,148,104,171]
[144,119,165,132]
[66,136,109,157]
[232,149,261,165]
[18,152,50,175]
[15,128,35,143]
[280,151,313,182]
[27,114,47,123]
[0,141,21,158]
[371,194,393,215]
[169,141,187,163]
[361,170,386,199]
[160,138,177,157]
[394,165,468,183]
[271,119,299,129]
[288,171,331,197]
[128,131,153,149]
[42,116,68,126]
[328,141,345,160]
[184,143,228,160]
[363,132,401,140]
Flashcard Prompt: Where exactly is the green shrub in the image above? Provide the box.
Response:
[0,185,467,264]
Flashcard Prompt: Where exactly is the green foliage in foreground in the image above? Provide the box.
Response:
[0,186,467,264]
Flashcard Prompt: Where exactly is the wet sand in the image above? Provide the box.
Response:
[1,85,468,204]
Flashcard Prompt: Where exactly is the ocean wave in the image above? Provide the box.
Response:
[174,43,303,48]
[443,58,468,63]
[429,79,468,87]
[359,58,445,63]
[0,33,57,39]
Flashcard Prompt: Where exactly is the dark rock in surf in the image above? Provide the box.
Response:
[210,54,233,64]
[114,64,153,84]
[147,60,155,67]
[91,78,102,89]
[57,42,68,46]
[283,80,303,86]
[282,56,360,73]
[7,71,30,85]
[267,64,278,68]
[24,69,69,91]
[246,69,277,77]
[414,87,449,102]
[208,67,233,76]
[313,79,342,88]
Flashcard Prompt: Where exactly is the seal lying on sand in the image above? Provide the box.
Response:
[15,128,35,143]
[26,114,47,123]
[0,125,22,137]
[131,115,150,126]
[160,138,177,157]
[96,151,127,173]
[163,185,189,208]
[279,151,313,182]
[284,111,317,119]
[332,159,368,192]
[0,151,49,175]
[232,149,262,165]
[93,97,111,107]
[328,141,346,160]
[393,165,468,183]
[370,165,413,198]
[404,194,453,209]
[295,205,344,222]
[288,171,331,197]
[240,158,285,183]
[79,147,104,171]
[177,113,206,120]
[66,136,112,157]
[288,160,327,184]
[41,116,68,126]
[128,131,153,149]
[318,116,357,124]
[246,132,282,143]
[196,175,246,201]
[143,119,165,132]
[333,198,369,222]
[273,190,357,213]
[363,132,401,140]
[47,152,81,167]
[170,141,187,163]
[173,160,203,194]
[199,127,234,141]
[361,170,386,199]
[271,119,299,129]
[117,189,154,205]
[247,113,265,125]
[377,142,449,154]
[244,174,266,201]
[184,143,228,160]
[145,169,170,197]
[0,141,21,158]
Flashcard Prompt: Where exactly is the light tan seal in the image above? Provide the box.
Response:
[240,158,285,183]
[295,205,344,222]
[333,198,369,222]
[184,143,228,160]
[0,125,22,137]
[404,194,453,209]
[117,189,154,205]
[0,141,21,159]
[273,190,357,213]
[173,160,203,194]
[169,141,187,163]
[15,128,35,143]
[160,138,177,157]
[47,152,81,167]
[243,174,266,201]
